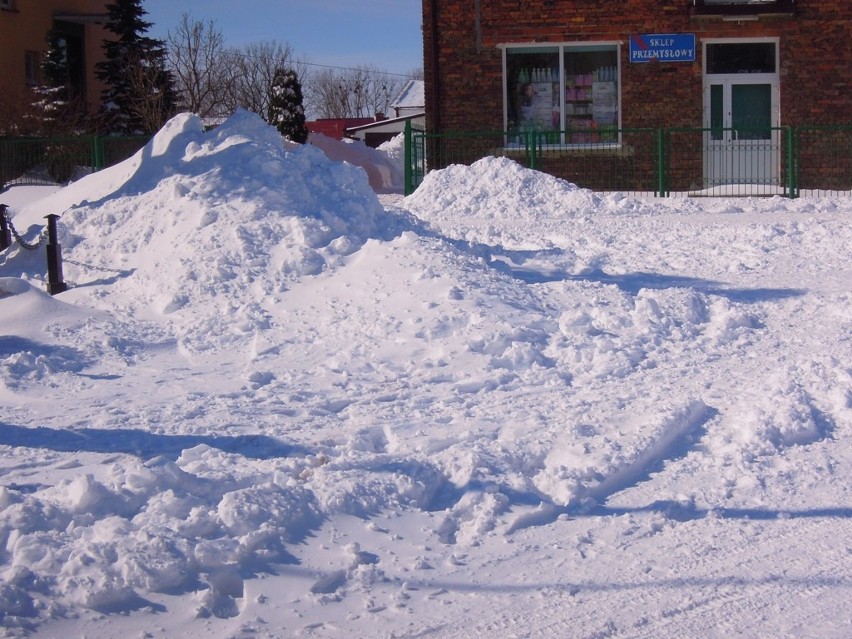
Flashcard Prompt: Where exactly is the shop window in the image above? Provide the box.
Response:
[505,44,620,146]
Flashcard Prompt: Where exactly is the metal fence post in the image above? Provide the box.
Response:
[786,126,797,198]
[404,120,413,196]
[526,130,538,170]
[91,135,105,172]
[44,214,67,295]
[0,204,10,251]
[656,128,666,197]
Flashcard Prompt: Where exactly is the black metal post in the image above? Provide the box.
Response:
[44,214,68,295]
[0,205,10,251]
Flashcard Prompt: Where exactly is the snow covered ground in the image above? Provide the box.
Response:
[0,110,850,638]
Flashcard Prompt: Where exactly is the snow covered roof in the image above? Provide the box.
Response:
[345,111,425,133]
[391,79,424,109]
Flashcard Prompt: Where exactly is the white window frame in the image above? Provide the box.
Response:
[501,41,622,149]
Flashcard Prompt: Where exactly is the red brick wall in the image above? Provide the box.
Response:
[0,0,111,115]
[423,0,852,133]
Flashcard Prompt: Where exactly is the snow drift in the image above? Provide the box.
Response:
[0,110,850,638]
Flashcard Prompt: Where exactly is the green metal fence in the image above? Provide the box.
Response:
[0,135,150,191]
[793,126,852,197]
[404,122,852,198]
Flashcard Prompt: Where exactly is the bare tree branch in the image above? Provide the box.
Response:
[167,13,229,118]
[227,41,297,121]
[307,65,404,120]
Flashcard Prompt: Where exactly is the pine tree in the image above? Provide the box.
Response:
[96,0,177,134]
[41,31,70,95]
[32,31,72,133]
[268,68,308,143]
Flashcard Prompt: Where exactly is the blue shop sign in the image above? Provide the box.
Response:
[630,34,696,63]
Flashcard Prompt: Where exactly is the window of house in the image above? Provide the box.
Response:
[505,43,620,146]
[0,0,15,10]
[24,51,40,86]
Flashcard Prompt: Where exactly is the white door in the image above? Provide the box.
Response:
[703,41,780,194]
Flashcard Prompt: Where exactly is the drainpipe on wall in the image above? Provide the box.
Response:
[429,0,441,133]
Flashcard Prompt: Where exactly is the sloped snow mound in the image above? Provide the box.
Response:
[377,132,404,164]
[58,109,381,250]
[405,156,603,221]
[0,278,99,389]
[34,111,385,349]
[18,113,208,216]
[308,132,403,193]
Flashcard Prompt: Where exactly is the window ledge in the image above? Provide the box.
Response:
[689,0,796,19]
[503,141,627,156]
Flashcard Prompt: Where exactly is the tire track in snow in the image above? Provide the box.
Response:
[508,400,717,533]
[432,515,852,639]
[598,513,852,639]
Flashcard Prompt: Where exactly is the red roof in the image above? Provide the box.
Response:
[306,118,374,140]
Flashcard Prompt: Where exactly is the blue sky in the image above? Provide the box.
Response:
[144,0,423,77]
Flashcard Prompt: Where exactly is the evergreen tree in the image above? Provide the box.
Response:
[32,31,72,133]
[96,0,177,134]
[267,68,308,143]
[41,31,70,95]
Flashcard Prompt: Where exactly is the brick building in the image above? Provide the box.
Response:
[0,0,110,126]
[421,0,852,192]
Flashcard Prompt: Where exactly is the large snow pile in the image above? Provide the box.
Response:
[0,111,850,638]
[13,111,386,354]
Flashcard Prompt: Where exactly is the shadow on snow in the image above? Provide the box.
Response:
[0,422,311,461]
[380,211,807,305]
[498,263,806,303]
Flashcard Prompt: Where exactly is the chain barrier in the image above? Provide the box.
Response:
[1,204,68,295]
[1,205,48,251]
